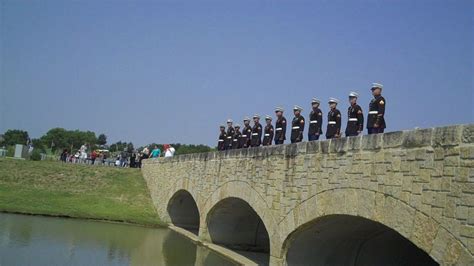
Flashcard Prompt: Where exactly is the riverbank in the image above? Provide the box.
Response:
[0,158,164,227]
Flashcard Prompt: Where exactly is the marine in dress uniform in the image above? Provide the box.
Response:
[290,105,305,143]
[326,98,342,139]
[345,92,364,137]
[217,125,226,151]
[308,98,323,141]
[225,119,235,150]
[251,114,263,147]
[367,83,386,134]
[232,124,242,149]
[240,117,252,148]
[274,107,287,145]
[262,115,274,146]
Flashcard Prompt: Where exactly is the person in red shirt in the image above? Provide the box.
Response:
[91,150,97,165]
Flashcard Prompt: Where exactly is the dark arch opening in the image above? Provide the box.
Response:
[285,214,438,266]
[207,197,270,265]
[167,190,200,235]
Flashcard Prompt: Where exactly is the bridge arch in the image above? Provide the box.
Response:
[206,197,270,264]
[200,181,281,265]
[167,189,200,234]
[157,175,200,223]
[283,214,437,265]
[278,188,470,264]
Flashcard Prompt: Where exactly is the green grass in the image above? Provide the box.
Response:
[0,158,164,227]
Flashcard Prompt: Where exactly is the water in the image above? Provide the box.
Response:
[0,213,236,266]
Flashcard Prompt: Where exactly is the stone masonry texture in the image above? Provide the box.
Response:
[142,124,474,265]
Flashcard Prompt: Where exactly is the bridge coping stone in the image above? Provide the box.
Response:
[144,124,471,164]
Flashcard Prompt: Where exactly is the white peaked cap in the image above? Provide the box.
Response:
[349,92,359,97]
[253,114,260,119]
[243,116,250,121]
[311,98,320,104]
[275,107,284,112]
[227,119,233,123]
[371,83,383,89]
[265,115,272,120]
[293,105,303,111]
[328,97,339,104]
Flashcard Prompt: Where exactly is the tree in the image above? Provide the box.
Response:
[109,142,118,152]
[97,134,107,146]
[66,130,97,151]
[40,128,97,152]
[31,138,46,153]
[1,129,29,146]
[173,143,212,155]
[127,142,134,152]
[109,141,132,152]
[40,128,69,151]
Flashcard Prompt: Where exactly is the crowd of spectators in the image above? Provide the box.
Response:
[59,143,175,168]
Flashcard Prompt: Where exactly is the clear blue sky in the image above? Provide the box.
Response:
[1,0,472,147]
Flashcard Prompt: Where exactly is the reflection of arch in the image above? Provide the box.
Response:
[206,197,270,265]
[162,230,197,265]
[278,188,472,264]
[167,189,200,234]
[284,214,437,265]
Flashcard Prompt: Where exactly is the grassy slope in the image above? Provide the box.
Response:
[0,158,163,226]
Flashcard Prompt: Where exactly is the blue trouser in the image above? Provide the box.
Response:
[308,135,320,141]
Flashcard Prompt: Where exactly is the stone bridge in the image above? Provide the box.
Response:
[142,124,474,265]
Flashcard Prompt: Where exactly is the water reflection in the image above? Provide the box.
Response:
[0,213,235,266]
[163,230,197,265]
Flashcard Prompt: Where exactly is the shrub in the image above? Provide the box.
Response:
[30,149,42,161]
[6,146,15,157]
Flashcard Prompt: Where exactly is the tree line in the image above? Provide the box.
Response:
[0,128,105,153]
[0,128,213,156]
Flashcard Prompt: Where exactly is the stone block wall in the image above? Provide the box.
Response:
[142,124,474,265]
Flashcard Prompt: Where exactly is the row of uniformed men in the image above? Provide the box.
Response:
[217,83,386,150]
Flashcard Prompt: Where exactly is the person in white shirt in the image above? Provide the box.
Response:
[74,151,80,163]
[164,144,175,158]
[79,143,88,163]
[142,147,150,158]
